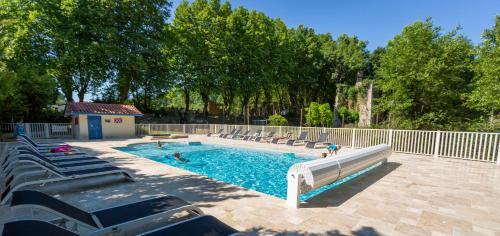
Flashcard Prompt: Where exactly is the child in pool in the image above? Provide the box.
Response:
[327,144,341,156]
[173,152,189,163]
[320,153,327,158]
[157,140,162,149]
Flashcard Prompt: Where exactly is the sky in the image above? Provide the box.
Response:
[171,0,500,51]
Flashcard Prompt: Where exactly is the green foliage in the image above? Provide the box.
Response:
[376,19,474,130]
[337,106,359,125]
[268,114,288,126]
[467,16,500,122]
[305,102,320,126]
[306,102,333,126]
[318,103,333,127]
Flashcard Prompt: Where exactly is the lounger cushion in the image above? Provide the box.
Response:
[140,215,238,236]
[1,220,79,236]
[93,195,191,227]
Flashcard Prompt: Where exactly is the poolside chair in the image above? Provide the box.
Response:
[18,134,67,147]
[270,132,292,144]
[2,151,110,179]
[138,215,241,236]
[220,128,236,138]
[226,129,241,139]
[243,130,261,141]
[286,132,308,146]
[305,133,330,149]
[207,128,224,137]
[16,135,77,153]
[236,130,251,139]
[1,164,134,205]
[5,190,204,235]
[2,215,240,236]
[14,143,87,158]
[254,131,275,142]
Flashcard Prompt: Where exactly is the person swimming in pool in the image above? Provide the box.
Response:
[173,152,189,163]
[157,140,162,149]
[327,144,341,156]
[320,153,328,158]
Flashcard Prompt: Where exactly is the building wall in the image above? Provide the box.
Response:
[100,115,135,138]
[72,114,135,139]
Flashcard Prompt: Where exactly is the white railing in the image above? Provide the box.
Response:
[135,124,500,164]
[1,123,73,139]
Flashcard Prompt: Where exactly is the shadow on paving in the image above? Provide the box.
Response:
[243,226,381,236]
[61,145,260,209]
[301,162,401,208]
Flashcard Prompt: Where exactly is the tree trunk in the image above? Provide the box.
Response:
[183,88,190,123]
[59,75,74,102]
[118,77,131,103]
[201,92,210,118]
[241,96,250,125]
[253,93,260,117]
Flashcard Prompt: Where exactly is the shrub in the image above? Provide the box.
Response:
[268,114,288,126]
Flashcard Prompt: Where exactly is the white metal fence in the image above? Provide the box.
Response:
[0,123,73,139]
[137,124,500,164]
[2,122,498,164]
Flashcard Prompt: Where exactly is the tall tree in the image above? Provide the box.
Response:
[376,19,474,129]
[468,16,500,124]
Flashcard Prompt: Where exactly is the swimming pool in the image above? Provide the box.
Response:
[115,142,378,201]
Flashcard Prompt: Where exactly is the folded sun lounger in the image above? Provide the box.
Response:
[270,132,292,144]
[305,133,330,149]
[6,190,204,235]
[254,131,275,142]
[138,215,241,236]
[1,165,133,205]
[236,130,251,139]
[286,132,308,146]
[220,128,236,138]
[226,129,241,139]
[207,128,224,137]
[243,130,261,141]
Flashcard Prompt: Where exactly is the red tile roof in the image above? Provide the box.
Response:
[65,102,143,116]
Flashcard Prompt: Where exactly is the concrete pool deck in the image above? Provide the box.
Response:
[1,135,500,235]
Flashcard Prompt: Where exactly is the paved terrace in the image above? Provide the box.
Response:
[2,136,500,235]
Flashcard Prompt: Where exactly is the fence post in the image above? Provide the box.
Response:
[434,131,441,158]
[148,124,151,135]
[388,129,393,147]
[279,126,282,136]
[496,134,500,165]
[183,124,186,134]
[44,124,50,138]
[25,123,31,138]
[351,129,356,148]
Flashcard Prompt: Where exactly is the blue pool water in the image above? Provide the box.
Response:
[115,142,378,201]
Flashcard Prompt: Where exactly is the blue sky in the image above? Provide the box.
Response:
[171,0,499,50]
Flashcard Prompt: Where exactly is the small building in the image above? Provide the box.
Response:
[65,102,143,139]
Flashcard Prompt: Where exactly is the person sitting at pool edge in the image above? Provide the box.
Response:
[174,152,189,163]
[327,144,341,155]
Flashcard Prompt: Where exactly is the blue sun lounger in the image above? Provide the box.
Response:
[286,132,308,146]
[139,215,241,236]
[1,165,133,205]
[4,190,203,235]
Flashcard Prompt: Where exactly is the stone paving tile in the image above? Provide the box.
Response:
[1,136,500,235]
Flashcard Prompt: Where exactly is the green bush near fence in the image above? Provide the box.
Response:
[268,114,288,126]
